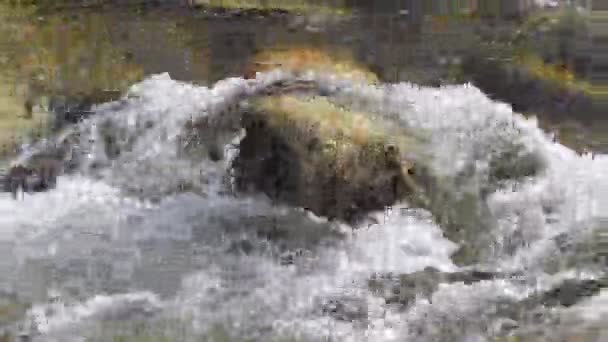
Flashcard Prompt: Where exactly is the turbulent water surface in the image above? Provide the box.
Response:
[0,71,606,341]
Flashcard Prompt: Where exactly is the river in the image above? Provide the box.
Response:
[0,2,606,342]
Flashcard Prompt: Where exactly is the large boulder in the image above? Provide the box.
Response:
[227,47,422,222]
[232,94,419,222]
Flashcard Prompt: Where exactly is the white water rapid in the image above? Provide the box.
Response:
[0,71,606,341]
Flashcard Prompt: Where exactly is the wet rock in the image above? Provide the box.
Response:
[232,96,418,223]
[369,268,519,308]
[3,156,63,198]
[319,296,368,322]
[236,48,549,264]
[235,48,419,223]
[181,115,242,162]
[491,276,608,333]
[248,210,343,251]
[487,145,545,186]
[369,268,446,306]
[3,165,28,199]
[48,91,122,131]
[538,278,605,308]
[226,239,255,256]
[461,52,592,125]
[461,8,593,130]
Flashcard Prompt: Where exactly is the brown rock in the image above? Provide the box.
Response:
[231,95,418,223]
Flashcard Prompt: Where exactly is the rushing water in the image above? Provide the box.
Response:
[0,71,606,341]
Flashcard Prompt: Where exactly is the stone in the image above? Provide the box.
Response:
[232,94,419,223]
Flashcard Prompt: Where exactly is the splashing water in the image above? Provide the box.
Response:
[0,71,606,341]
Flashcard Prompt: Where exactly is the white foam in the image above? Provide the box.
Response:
[22,291,162,341]
[2,71,605,341]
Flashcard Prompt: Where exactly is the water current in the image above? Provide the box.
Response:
[0,70,606,341]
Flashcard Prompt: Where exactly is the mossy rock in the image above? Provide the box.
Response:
[233,94,420,223]
[211,47,420,222]
[460,48,592,123]
[459,6,593,125]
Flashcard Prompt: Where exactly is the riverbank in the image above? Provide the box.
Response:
[0,2,602,159]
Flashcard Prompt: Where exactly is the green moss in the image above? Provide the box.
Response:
[253,95,421,163]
